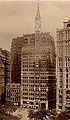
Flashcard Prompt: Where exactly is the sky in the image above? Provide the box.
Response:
[0,0,70,51]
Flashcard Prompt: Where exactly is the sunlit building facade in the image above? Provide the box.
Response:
[10,4,56,109]
[56,19,70,111]
[21,4,56,109]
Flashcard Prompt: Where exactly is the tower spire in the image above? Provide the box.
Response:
[35,2,41,21]
[35,1,42,33]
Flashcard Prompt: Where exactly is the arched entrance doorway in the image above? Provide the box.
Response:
[41,103,46,109]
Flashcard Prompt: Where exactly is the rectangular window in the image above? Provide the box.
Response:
[66,79,68,83]
[66,84,68,88]
[66,68,68,72]
[66,74,68,78]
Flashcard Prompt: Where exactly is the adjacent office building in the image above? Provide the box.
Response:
[6,83,21,106]
[0,48,10,103]
[56,19,70,111]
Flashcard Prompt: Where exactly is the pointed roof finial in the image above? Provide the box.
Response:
[35,0,41,21]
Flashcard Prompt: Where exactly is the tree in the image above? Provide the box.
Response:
[0,101,20,120]
[28,109,51,120]
[56,111,70,120]
[28,109,35,120]
[3,101,17,115]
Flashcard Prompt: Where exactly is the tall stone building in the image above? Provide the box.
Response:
[21,4,56,109]
[10,4,56,109]
[0,48,10,103]
[56,19,70,111]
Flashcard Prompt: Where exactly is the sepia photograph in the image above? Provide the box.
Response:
[0,0,70,120]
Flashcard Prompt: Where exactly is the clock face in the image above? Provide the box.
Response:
[36,20,41,25]
[36,25,40,29]
[35,21,41,31]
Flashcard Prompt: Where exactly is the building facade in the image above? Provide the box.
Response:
[0,48,10,103]
[10,4,56,109]
[56,19,70,111]
[21,4,56,110]
[6,83,21,106]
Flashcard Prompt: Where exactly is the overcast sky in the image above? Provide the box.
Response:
[0,0,70,51]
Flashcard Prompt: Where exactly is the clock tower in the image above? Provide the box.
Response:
[35,3,42,33]
[35,3,42,65]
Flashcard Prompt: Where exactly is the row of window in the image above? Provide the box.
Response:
[23,93,28,95]
[23,69,35,71]
[23,80,47,83]
[10,98,20,101]
[10,90,20,92]
[23,97,47,101]
[23,62,34,64]
[23,84,47,87]
[23,89,47,92]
